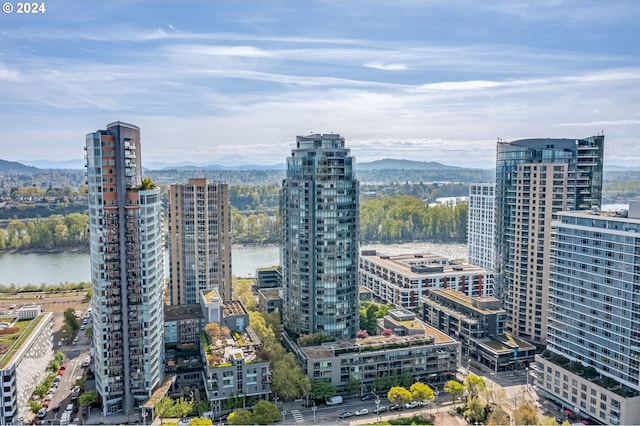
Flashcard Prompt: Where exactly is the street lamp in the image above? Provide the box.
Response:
[312,403,316,423]
[281,408,286,425]
[374,393,380,423]
[141,408,148,426]
[494,355,499,376]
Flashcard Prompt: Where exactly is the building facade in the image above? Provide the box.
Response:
[86,122,165,416]
[494,136,604,345]
[536,203,640,425]
[359,251,494,309]
[284,310,460,394]
[169,178,232,304]
[281,134,359,340]
[1,309,53,425]
[467,183,495,271]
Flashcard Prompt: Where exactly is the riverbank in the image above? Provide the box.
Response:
[0,246,88,255]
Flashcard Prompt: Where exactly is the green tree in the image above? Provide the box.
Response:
[270,353,310,399]
[140,177,156,190]
[227,409,253,425]
[346,376,361,396]
[539,415,561,425]
[63,308,80,332]
[252,400,280,425]
[386,386,412,406]
[513,402,538,425]
[464,396,486,424]
[464,374,486,399]
[29,400,43,414]
[409,382,434,403]
[310,379,336,400]
[194,400,211,416]
[170,396,194,419]
[78,390,98,407]
[189,418,213,426]
[155,397,174,424]
[443,380,464,407]
[486,405,510,426]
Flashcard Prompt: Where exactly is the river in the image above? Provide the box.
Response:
[0,242,466,287]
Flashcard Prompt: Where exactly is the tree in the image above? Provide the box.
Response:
[227,409,253,425]
[63,308,80,332]
[346,377,361,396]
[539,415,561,425]
[464,374,486,399]
[387,386,412,406]
[409,382,434,403]
[310,379,336,400]
[486,405,510,426]
[270,353,310,399]
[155,397,174,424]
[29,400,43,414]
[513,402,538,425]
[443,380,464,407]
[170,396,194,419]
[140,177,156,190]
[252,400,280,425]
[464,396,486,424]
[79,390,98,408]
[194,400,211,416]
[189,418,213,426]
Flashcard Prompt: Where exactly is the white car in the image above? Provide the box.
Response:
[354,408,369,416]
[404,401,419,409]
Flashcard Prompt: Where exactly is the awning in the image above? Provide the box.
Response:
[564,409,572,415]
[581,420,588,425]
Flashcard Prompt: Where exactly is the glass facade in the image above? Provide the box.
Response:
[281,134,359,340]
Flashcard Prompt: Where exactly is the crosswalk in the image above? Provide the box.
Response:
[290,409,305,423]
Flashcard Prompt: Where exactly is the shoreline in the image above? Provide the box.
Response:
[0,246,89,255]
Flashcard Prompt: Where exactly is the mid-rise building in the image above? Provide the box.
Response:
[359,251,494,309]
[0,307,53,425]
[494,136,604,345]
[284,309,460,393]
[255,266,282,290]
[536,203,640,425]
[86,122,165,416]
[467,183,495,271]
[281,134,359,340]
[169,178,232,303]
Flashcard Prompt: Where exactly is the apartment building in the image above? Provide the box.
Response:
[494,136,604,345]
[467,183,495,271]
[359,251,494,309]
[86,122,165,416]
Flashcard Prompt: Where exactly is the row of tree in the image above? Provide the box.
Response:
[361,195,468,242]
[0,213,88,249]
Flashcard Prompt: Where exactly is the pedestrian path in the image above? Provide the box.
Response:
[290,409,305,423]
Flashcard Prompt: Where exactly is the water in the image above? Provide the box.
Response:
[0,242,466,286]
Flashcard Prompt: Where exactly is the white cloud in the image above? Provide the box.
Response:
[364,62,408,71]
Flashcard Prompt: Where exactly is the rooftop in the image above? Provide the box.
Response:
[203,289,222,304]
[258,288,281,300]
[300,321,456,360]
[425,289,504,316]
[223,300,248,317]
[476,334,536,355]
[360,252,488,278]
[203,326,265,368]
[164,304,204,321]
[0,314,47,369]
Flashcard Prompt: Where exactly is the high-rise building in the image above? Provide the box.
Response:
[168,178,232,304]
[85,122,164,416]
[281,133,359,340]
[536,203,640,425]
[467,183,495,271]
[494,136,604,345]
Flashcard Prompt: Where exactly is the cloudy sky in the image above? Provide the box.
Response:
[1,1,639,168]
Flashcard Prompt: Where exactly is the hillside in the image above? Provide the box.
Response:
[0,159,38,172]
[358,159,462,171]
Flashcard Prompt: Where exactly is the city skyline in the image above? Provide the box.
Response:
[1,1,639,168]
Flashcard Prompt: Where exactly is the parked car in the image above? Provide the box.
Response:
[337,412,353,419]
[73,336,79,344]
[389,404,401,411]
[355,408,369,416]
[37,408,47,419]
[81,357,91,368]
[374,406,388,413]
[44,393,54,401]
[361,393,375,401]
[404,401,419,409]
[53,403,61,412]
[419,400,432,406]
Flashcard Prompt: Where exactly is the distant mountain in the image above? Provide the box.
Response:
[158,163,285,171]
[605,164,640,172]
[19,159,84,169]
[358,159,462,171]
[0,159,39,172]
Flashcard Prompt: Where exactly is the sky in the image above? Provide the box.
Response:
[1,0,639,169]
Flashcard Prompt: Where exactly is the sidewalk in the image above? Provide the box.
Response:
[350,402,467,426]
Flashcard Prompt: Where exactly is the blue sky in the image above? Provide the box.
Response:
[1,0,639,168]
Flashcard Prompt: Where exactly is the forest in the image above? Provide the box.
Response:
[0,213,88,250]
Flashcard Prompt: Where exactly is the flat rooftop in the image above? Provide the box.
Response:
[426,289,504,315]
[0,314,47,369]
[300,322,456,360]
[164,304,204,321]
[258,288,281,300]
[203,289,222,304]
[478,334,536,354]
[360,252,488,278]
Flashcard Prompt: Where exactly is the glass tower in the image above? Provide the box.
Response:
[281,134,359,340]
